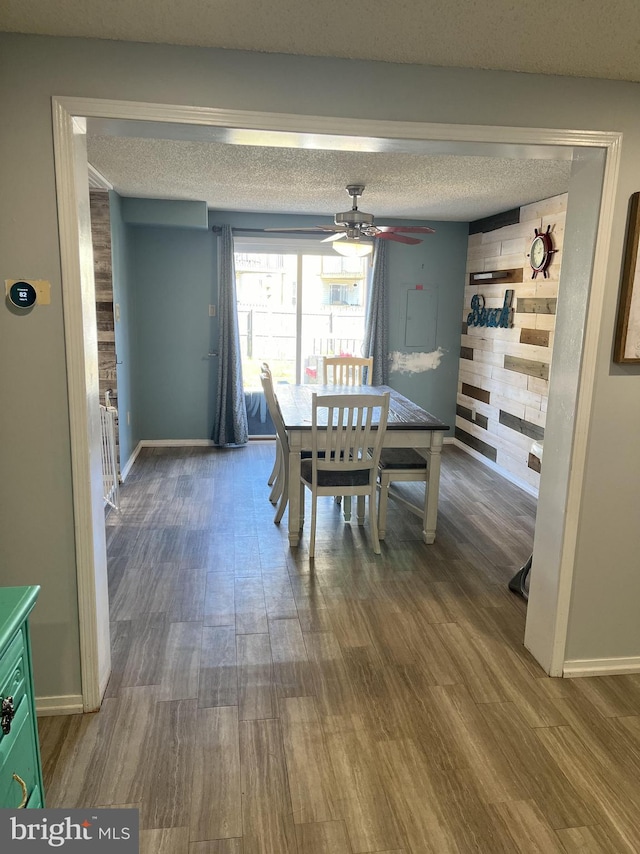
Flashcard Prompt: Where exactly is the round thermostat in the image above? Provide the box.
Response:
[9,281,37,309]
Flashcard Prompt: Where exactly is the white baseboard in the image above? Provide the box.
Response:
[120,441,143,481]
[452,439,539,498]
[36,695,84,716]
[140,439,215,447]
[443,436,456,444]
[563,657,640,677]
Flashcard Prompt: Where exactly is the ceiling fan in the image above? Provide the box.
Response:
[265,184,436,247]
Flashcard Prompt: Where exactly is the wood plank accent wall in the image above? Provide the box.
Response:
[468,267,523,285]
[90,190,120,474]
[90,190,116,407]
[457,193,567,491]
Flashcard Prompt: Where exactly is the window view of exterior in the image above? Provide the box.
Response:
[235,248,369,434]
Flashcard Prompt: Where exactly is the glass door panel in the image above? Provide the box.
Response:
[235,248,368,435]
[235,253,297,435]
[300,254,367,384]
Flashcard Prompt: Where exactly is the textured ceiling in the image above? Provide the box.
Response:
[86,134,573,222]
[2,0,640,82]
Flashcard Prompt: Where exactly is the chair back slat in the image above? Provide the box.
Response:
[311,392,390,482]
[322,356,374,386]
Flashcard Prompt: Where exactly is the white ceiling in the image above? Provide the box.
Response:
[4,0,634,221]
[85,131,574,223]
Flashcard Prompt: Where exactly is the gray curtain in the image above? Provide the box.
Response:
[363,240,389,385]
[212,225,249,446]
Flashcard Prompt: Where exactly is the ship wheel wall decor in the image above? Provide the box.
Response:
[528,224,556,279]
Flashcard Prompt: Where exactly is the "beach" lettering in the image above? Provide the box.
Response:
[467,289,514,329]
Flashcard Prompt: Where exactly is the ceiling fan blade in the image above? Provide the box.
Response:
[322,233,346,243]
[376,232,422,245]
[375,225,436,234]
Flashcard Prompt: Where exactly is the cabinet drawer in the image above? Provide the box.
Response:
[0,628,27,748]
[0,697,38,809]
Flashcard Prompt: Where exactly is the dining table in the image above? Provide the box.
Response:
[275,383,450,547]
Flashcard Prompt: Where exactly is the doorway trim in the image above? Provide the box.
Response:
[52,95,621,706]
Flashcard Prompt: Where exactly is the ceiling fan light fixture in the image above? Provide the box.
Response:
[332,239,374,258]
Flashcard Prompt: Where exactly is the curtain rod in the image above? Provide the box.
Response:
[211,226,324,237]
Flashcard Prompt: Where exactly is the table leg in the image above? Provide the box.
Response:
[423,433,444,544]
[288,449,302,547]
[378,477,389,541]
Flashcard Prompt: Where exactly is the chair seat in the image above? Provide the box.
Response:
[301,459,371,487]
[379,448,427,470]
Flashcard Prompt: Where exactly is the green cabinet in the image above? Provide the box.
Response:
[0,586,44,809]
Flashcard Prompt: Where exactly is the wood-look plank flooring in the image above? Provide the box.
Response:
[39,443,640,852]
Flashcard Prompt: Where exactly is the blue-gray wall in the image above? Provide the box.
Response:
[128,224,217,439]
[210,210,467,433]
[385,222,468,428]
[118,205,467,441]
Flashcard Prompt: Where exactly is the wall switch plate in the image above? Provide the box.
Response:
[209,304,216,317]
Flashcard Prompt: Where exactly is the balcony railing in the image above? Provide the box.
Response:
[235,253,286,271]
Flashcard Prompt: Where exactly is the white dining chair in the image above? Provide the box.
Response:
[322,355,373,386]
[260,368,295,525]
[322,355,374,518]
[300,391,390,558]
[261,363,282,502]
[377,449,429,540]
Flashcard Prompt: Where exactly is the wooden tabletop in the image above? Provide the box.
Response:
[275,384,449,432]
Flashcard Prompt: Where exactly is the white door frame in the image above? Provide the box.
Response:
[51,95,621,707]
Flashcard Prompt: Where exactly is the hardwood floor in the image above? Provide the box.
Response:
[39,443,640,852]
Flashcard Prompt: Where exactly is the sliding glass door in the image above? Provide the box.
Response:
[234,240,369,435]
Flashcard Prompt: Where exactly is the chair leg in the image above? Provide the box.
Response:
[299,483,305,529]
[378,474,390,541]
[273,462,288,525]
[343,496,352,521]
[268,440,280,487]
[357,495,365,525]
[269,462,283,504]
[269,443,283,503]
[369,487,381,554]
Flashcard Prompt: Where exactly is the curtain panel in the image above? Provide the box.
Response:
[363,240,389,385]
[212,225,249,446]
